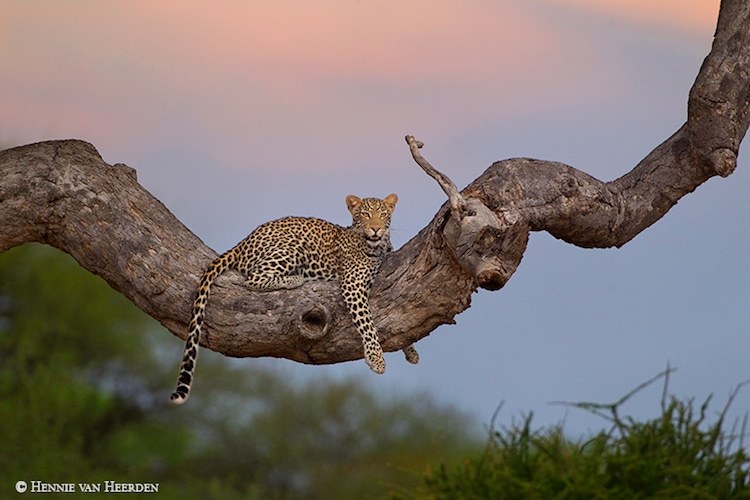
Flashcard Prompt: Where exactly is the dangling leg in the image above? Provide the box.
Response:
[402,344,419,364]
[340,278,386,374]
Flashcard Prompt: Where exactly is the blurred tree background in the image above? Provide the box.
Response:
[0,244,477,498]
[2,242,748,499]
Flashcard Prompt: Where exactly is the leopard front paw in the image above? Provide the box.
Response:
[365,351,386,374]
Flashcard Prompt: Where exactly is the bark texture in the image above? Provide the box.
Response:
[1,0,748,368]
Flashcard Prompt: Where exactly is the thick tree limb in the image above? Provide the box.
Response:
[1,1,748,368]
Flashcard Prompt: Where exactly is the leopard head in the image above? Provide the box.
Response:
[346,193,398,248]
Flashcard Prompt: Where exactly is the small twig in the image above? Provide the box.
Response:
[550,366,678,435]
[739,412,748,451]
[612,365,677,409]
[405,135,466,216]
[718,378,750,426]
[660,361,672,413]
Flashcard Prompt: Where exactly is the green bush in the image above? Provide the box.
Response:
[413,371,750,499]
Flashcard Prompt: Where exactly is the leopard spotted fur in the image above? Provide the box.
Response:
[170,194,418,404]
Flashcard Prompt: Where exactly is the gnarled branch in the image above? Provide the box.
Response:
[405,135,467,216]
[0,0,748,369]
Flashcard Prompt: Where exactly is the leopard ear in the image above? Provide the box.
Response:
[383,193,398,211]
[346,195,362,213]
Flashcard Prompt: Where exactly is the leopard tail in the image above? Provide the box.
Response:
[170,250,237,404]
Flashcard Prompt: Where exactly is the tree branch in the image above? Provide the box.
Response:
[1,0,747,368]
[405,135,466,216]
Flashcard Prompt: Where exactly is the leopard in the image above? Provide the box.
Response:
[170,193,419,404]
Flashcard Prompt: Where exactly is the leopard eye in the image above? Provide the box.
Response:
[360,211,371,219]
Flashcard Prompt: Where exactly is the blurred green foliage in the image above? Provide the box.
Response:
[6,243,747,499]
[411,372,750,499]
[0,244,476,499]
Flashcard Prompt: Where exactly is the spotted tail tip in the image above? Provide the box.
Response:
[169,390,189,405]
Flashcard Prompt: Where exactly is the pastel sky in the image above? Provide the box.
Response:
[3,1,747,436]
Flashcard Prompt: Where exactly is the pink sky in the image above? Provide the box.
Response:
[548,0,718,35]
[1,1,718,167]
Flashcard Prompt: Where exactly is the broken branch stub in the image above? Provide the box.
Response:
[407,136,529,291]
[405,135,467,217]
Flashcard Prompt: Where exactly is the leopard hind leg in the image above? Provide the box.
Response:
[240,256,307,291]
[402,344,419,364]
[244,273,306,291]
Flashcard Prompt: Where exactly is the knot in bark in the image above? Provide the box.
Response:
[298,304,331,339]
[442,198,529,291]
